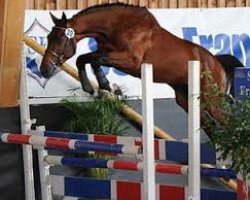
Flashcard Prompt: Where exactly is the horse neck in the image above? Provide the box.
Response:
[68,12,118,41]
[68,9,148,42]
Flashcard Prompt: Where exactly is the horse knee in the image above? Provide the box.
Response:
[76,56,88,69]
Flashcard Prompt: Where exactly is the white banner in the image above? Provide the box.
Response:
[24,8,250,99]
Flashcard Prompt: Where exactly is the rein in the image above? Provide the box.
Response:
[46,26,76,66]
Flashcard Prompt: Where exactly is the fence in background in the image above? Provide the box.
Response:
[25,0,250,10]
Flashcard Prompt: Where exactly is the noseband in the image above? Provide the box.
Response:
[46,26,76,66]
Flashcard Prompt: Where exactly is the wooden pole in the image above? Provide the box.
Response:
[56,0,67,9]
[0,0,36,197]
[0,0,26,107]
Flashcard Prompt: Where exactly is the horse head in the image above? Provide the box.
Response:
[40,12,77,78]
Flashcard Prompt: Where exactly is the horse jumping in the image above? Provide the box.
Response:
[40,3,244,138]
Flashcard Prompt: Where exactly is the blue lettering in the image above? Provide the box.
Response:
[232,34,245,64]
[247,71,250,81]
[182,27,198,42]
[232,34,250,67]
[182,27,250,67]
[199,35,213,50]
[214,34,231,55]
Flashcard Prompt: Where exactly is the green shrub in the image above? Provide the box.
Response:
[61,96,129,179]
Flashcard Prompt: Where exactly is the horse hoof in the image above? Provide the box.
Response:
[92,89,109,99]
[93,89,101,98]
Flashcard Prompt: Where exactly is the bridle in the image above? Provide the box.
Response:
[45,26,77,66]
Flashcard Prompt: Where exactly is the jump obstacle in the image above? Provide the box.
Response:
[5,61,242,199]
[31,130,216,164]
[23,35,238,193]
[44,156,236,179]
[0,132,238,199]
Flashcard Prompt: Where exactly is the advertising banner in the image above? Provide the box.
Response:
[234,67,250,97]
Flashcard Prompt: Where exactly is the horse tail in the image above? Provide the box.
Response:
[215,54,245,96]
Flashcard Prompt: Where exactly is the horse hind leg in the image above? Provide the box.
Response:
[174,85,215,139]
[173,84,188,112]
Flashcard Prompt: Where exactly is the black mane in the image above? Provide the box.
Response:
[73,3,146,18]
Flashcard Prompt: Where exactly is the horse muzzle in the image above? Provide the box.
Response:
[40,59,58,78]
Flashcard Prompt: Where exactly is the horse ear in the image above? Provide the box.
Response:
[50,12,60,25]
[62,12,67,22]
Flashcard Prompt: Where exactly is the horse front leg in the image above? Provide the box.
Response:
[76,53,96,95]
[76,53,113,96]
[92,64,111,92]
[89,51,139,95]
[77,51,141,96]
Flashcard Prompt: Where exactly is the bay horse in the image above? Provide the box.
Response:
[40,3,244,138]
